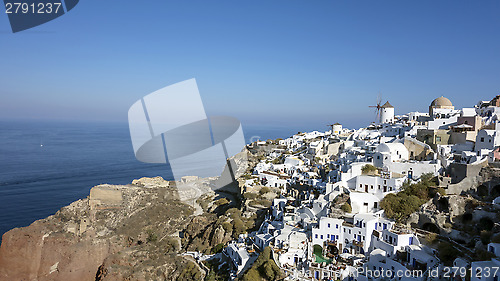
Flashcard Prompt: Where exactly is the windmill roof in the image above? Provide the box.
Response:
[381,101,394,108]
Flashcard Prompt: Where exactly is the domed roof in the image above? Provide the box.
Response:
[431,96,453,107]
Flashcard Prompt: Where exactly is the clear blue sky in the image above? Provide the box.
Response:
[0,0,499,129]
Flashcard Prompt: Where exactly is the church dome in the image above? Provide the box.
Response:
[430,96,453,107]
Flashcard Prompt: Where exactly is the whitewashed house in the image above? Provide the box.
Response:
[311,217,343,247]
[224,242,251,273]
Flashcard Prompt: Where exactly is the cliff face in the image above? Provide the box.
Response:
[0,178,202,281]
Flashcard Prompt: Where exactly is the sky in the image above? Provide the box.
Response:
[0,0,499,130]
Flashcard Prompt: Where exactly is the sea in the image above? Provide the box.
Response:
[0,119,318,240]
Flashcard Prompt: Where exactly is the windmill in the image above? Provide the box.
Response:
[327,124,335,135]
[368,94,383,123]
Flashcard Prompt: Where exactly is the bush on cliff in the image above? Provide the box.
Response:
[341,203,352,213]
[241,247,282,281]
[361,164,377,175]
[380,173,437,223]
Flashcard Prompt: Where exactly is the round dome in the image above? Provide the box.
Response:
[430,96,453,107]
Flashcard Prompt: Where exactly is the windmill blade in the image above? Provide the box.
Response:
[377,92,382,107]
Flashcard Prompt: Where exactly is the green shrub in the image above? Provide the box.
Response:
[437,242,460,266]
[341,203,352,213]
[215,198,230,206]
[379,174,438,223]
[243,192,258,200]
[211,243,224,254]
[222,222,233,232]
[476,249,496,261]
[259,186,271,195]
[249,199,272,208]
[147,230,158,243]
[361,164,377,174]
[241,247,282,281]
[481,230,493,245]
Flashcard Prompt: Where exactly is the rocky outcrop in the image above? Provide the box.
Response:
[0,178,204,281]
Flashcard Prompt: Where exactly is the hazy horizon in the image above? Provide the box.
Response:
[1,1,499,129]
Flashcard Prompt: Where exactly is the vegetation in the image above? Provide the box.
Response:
[204,258,230,281]
[361,164,378,175]
[424,233,438,245]
[249,199,272,208]
[211,243,225,254]
[215,198,230,206]
[243,192,258,200]
[225,208,258,239]
[437,241,460,266]
[241,247,282,281]
[476,249,497,261]
[146,229,158,243]
[176,261,202,280]
[341,203,352,213]
[380,173,437,223]
[241,174,253,180]
[259,186,271,195]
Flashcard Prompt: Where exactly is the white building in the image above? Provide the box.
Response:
[255,233,273,250]
[349,192,382,213]
[380,101,395,124]
[475,124,500,152]
[311,217,343,247]
[351,174,406,194]
[469,242,500,281]
[370,226,420,258]
[224,242,251,273]
[373,142,409,168]
[427,96,461,130]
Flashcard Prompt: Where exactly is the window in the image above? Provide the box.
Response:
[363,202,368,206]
[377,156,380,159]
[374,202,378,208]
[320,235,323,239]
[436,136,441,142]
[315,234,318,238]
[328,223,330,228]
[327,234,330,239]
[336,224,339,229]
[481,137,485,142]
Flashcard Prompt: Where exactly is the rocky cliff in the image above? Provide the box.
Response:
[0,177,211,281]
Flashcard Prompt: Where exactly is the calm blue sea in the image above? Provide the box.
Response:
[0,119,311,239]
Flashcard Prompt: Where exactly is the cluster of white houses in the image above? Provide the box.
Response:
[222,95,500,280]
